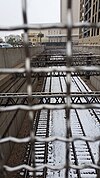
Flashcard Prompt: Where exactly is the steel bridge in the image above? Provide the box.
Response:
[0,92,100,106]
[30,51,100,76]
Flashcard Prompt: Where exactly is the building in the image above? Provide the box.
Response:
[46,28,67,43]
[28,0,80,45]
[28,25,67,45]
[79,0,100,44]
[60,0,80,43]
[28,28,48,45]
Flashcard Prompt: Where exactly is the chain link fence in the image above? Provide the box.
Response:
[0,0,100,177]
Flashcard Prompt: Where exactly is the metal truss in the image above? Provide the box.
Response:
[0,92,100,106]
[31,55,100,67]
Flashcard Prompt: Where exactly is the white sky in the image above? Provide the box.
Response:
[0,0,60,38]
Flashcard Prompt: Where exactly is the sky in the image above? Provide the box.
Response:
[0,0,60,39]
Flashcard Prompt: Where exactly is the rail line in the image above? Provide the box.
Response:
[1,78,27,133]
[72,76,100,123]
[20,77,50,178]
[0,0,100,177]
[0,75,40,163]
[70,76,99,177]
[18,70,100,178]
[55,75,99,178]
[0,52,99,178]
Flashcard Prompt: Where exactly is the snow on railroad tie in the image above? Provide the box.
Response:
[35,144,45,148]
[22,75,99,178]
[37,129,46,132]
[35,149,45,153]
[36,134,46,137]
[80,170,97,178]
[38,126,47,128]
[35,147,45,152]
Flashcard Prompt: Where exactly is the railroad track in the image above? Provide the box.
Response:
[0,75,40,165]
[0,77,27,141]
[52,75,99,178]
[2,53,99,178]
[20,77,51,178]
[69,76,99,178]
[72,76,100,123]
[17,61,100,178]
[70,109,97,178]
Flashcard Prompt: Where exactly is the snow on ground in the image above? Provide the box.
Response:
[71,76,100,162]
[46,75,100,178]
[77,109,100,162]
[47,77,66,178]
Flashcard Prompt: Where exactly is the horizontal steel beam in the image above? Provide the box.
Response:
[15,72,100,77]
[0,92,100,106]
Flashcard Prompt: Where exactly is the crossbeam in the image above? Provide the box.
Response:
[32,54,100,67]
[15,72,100,77]
[0,92,100,106]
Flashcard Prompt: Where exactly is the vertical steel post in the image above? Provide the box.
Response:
[65,0,73,177]
[22,0,36,177]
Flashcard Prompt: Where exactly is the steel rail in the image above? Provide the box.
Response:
[1,77,38,140]
[72,76,100,124]
[74,109,97,175]
[62,75,99,177]
[22,77,51,177]
[22,76,47,178]
[60,75,91,177]
[0,66,99,73]
[0,77,22,106]
[0,77,17,93]
[0,91,100,97]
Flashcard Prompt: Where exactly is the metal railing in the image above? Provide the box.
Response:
[0,0,100,178]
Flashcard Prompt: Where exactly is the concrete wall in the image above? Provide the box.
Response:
[90,76,100,91]
[0,46,44,68]
[0,77,40,163]
[73,45,100,91]
[0,46,44,163]
[79,36,100,45]
[3,77,44,163]
[74,45,100,55]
